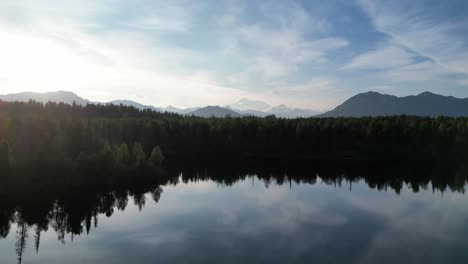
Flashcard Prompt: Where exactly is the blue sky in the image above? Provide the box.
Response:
[0,0,468,110]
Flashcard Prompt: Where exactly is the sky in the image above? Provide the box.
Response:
[0,0,468,110]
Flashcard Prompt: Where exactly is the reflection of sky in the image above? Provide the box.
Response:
[2,178,468,264]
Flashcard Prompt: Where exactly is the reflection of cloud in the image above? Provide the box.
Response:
[254,185,288,206]
[58,178,382,264]
[348,185,468,264]
[7,177,468,264]
[295,201,348,226]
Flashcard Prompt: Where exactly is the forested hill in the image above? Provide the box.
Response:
[319,91,468,117]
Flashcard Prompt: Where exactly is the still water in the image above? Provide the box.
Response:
[1,167,468,264]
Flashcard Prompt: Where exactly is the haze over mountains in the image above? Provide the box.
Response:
[224,98,320,118]
[0,91,319,118]
[0,91,91,106]
[2,90,468,118]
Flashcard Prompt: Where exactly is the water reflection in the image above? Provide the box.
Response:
[1,159,468,263]
[0,184,163,263]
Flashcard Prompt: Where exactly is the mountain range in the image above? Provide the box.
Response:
[107,100,160,112]
[188,106,242,118]
[0,91,319,118]
[2,90,468,118]
[319,91,468,117]
[0,91,91,106]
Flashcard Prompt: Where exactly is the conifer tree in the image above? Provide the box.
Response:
[132,143,146,166]
[149,146,164,166]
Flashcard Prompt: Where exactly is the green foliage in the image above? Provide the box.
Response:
[132,143,147,166]
[149,146,164,166]
[100,142,116,169]
[114,143,130,165]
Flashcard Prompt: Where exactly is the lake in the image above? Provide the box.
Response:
[1,161,468,264]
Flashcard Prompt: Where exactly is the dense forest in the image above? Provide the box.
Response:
[1,99,468,164]
[1,100,468,177]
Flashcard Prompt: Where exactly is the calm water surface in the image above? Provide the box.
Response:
[1,172,468,264]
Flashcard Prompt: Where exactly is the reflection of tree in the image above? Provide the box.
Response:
[116,190,129,211]
[85,215,92,235]
[49,202,69,244]
[0,221,10,239]
[133,193,146,211]
[168,158,468,195]
[1,182,166,263]
[1,157,468,263]
[15,220,28,264]
[0,211,11,239]
[33,226,41,253]
[151,187,163,203]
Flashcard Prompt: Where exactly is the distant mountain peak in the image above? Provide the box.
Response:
[56,90,79,96]
[228,98,271,112]
[108,99,159,111]
[319,91,468,117]
[363,91,381,95]
[0,90,90,105]
[268,104,319,118]
[161,105,180,112]
[417,91,440,97]
[187,105,241,118]
[355,91,396,98]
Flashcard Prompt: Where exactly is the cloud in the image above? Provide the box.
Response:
[356,0,468,83]
[457,79,468,86]
[217,2,348,89]
[258,0,331,33]
[290,78,335,94]
[0,1,234,106]
[248,59,291,79]
[121,1,203,33]
[0,0,348,110]
[384,61,449,82]
[235,25,348,69]
[2,0,468,109]
[216,1,244,27]
[342,46,415,70]
[0,20,247,108]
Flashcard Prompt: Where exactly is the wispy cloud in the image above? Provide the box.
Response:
[0,0,348,110]
[121,1,204,33]
[356,0,468,85]
[342,46,415,71]
[290,79,335,94]
[219,2,347,95]
[457,79,468,86]
[1,0,467,109]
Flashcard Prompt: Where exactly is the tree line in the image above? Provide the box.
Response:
[1,99,468,176]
